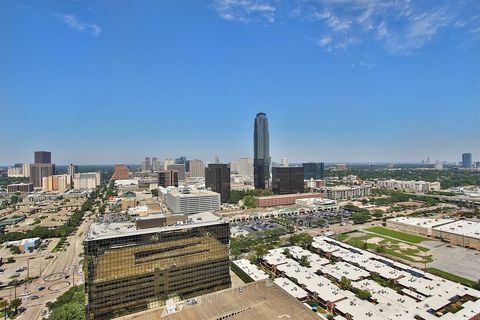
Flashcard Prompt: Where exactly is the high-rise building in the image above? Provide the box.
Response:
[7,163,28,177]
[205,163,230,203]
[229,161,239,174]
[239,158,254,177]
[189,160,205,178]
[167,164,186,180]
[281,158,289,167]
[67,163,78,181]
[254,112,270,189]
[34,151,51,164]
[462,153,472,168]
[141,157,151,172]
[163,159,174,170]
[84,212,230,320]
[175,156,188,172]
[73,172,101,189]
[272,167,304,195]
[151,157,162,171]
[30,163,55,188]
[158,170,179,187]
[302,162,325,180]
[113,164,130,180]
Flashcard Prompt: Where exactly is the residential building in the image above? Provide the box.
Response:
[151,158,162,171]
[376,179,441,193]
[205,163,230,203]
[254,112,270,189]
[73,172,101,189]
[305,179,325,189]
[302,162,325,180]
[188,160,205,178]
[239,157,253,177]
[7,183,34,193]
[462,153,473,168]
[67,163,78,180]
[321,185,372,200]
[166,189,220,214]
[272,167,304,195]
[335,164,347,171]
[84,211,231,320]
[30,163,55,188]
[34,151,51,164]
[42,174,71,191]
[7,163,27,177]
[167,164,186,180]
[114,164,130,180]
[158,170,179,187]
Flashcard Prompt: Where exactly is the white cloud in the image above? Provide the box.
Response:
[209,0,479,55]
[60,14,102,37]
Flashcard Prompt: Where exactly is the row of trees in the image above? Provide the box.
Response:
[48,285,85,320]
[229,189,274,205]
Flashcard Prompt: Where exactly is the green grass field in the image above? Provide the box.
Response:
[426,268,477,287]
[366,226,428,243]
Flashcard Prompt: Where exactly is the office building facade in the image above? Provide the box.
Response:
[303,162,325,180]
[30,163,55,188]
[151,158,162,171]
[167,164,186,181]
[462,153,472,168]
[84,212,231,320]
[158,170,179,187]
[42,174,71,191]
[188,159,205,178]
[7,183,34,193]
[34,151,51,164]
[272,167,304,195]
[205,163,230,203]
[254,112,270,189]
[239,157,254,177]
[73,172,101,189]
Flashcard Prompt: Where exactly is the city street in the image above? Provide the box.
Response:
[0,217,91,319]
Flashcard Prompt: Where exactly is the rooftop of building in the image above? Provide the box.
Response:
[255,192,323,200]
[86,211,225,242]
[167,188,220,198]
[388,217,455,228]
[433,219,480,239]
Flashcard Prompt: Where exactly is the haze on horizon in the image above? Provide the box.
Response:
[1,1,479,165]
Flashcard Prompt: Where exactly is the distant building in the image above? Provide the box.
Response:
[335,164,347,171]
[30,163,55,188]
[151,158,162,171]
[166,189,220,214]
[7,183,34,193]
[229,161,240,174]
[255,193,323,207]
[73,172,101,189]
[214,155,220,164]
[158,170,179,187]
[84,212,230,320]
[376,179,441,193]
[239,157,254,177]
[302,162,325,180]
[281,158,289,167]
[205,163,230,203]
[42,174,71,191]
[67,164,78,181]
[175,156,188,171]
[34,151,51,164]
[167,164,186,180]
[321,185,372,200]
[188,159,205,178]
[163,159,174,170]
[7,163,29,177]
[305,179,325,189]
[114,165,130,180]
[272,167,304,195]
[462,153,472,168]
[434,162,444,170]
[254,112,270,189]
[141,157,151,172]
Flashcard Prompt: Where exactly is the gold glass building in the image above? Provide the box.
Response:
[84,212,231,320]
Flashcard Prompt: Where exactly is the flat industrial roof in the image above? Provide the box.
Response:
[388,217,454,228]
[433,219,480,239]
[86,211,225,241]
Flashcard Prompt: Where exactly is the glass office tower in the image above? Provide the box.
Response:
[254,112,270,189]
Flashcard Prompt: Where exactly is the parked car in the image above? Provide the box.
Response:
[37,286,45,291]
[30,295,40,300]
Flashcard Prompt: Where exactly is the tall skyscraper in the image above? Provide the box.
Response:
[462,153,472,168]
[167,164,186,180]
[141,157,151,172]
[188,160,205,177]
[272,167,304,195]
[67,164,78,179]
[163,159,174,170]
[302,162,325,180]
[151,158,162,171]
[214,155,220,164]
[175,156,188,172]
[254,112,270,189]
[34,151,51,164]
[205,163,230,203]
[30,151,54,188]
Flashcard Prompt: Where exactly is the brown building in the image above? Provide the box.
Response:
[30,163,55,188]
[34,151,51,164]
[256,192,323,207]
[7,183,34,193]
[272,166,304,195]
[114,164,130,180]
[158,170,179,187]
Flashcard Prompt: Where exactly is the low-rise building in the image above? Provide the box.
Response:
[376,179,441,193]
[255,193,324,207]
[321,185,372,200]
[5,237,40,253]
[7,183,34,193]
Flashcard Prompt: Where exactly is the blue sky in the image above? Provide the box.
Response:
[1,0,479,165]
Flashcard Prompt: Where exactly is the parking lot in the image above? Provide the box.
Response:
[232,220,283,233]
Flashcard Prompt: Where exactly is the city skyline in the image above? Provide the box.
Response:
[1,1,479,165]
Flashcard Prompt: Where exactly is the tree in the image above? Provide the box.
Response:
[299,255,311,267]
[9,298,21,314]
[355,289,372,300]
[352,212,371,224]
[289,233,313,248]
[339,276,352,290]
[9,246,21,254]
[243,195,257,208]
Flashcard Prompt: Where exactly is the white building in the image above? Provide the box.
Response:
[7,164,30,177]
[73,172,101,190]
[163,159,174,170]
[188,159,205,178]
[166,188,220,214]
[321,185,372,200]
[281,158,289,167]
[238,158,253,177]
[376,179,441,193]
